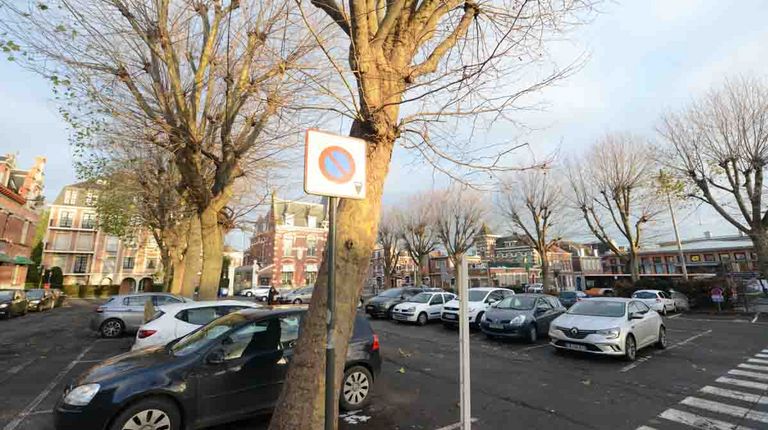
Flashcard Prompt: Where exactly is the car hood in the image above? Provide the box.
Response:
[444,299,484,311]
[0,299,11,305]
[485,307,532,320]
[552,313,626,330]
[74,346,174,385]
[367,296,398,306]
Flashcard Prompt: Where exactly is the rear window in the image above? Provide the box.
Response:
[352,314,374,340]
[632,292,658,299]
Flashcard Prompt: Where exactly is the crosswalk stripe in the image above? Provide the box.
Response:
[659,408,755,430]
[756,354,768,359]
[700,386,768,405]
[716,377,768,391]
[636,426,657,430]
[728,369,768,381]
[738,363,768,372]
[681,396,768,424]
[747,358,768,365]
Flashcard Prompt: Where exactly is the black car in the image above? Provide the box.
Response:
[26,288,54,311]
[558,290,588,308]
[0,289,28,319]
[55,307,381,430]
[480,294,566,342]
[365,287,428,318]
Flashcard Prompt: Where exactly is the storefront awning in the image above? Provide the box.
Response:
[0,253,13,264]
[13,256,34,265]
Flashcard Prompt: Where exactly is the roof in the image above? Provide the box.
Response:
[272,197,327,228]
[156,299,260,312]
[52,180,105,206]
[639,236,753,255]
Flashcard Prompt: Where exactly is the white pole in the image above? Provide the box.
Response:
[458,253,471,429]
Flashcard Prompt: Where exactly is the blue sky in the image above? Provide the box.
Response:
[2,0,767,248]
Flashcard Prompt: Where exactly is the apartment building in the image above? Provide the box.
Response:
[42,181,161,291]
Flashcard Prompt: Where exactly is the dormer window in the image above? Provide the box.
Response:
[284,214,294,226]
[307,215,317,228]
[63,189,78,205]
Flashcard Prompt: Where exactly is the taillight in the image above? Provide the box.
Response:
[371,334,380,352]
[95,307,104,313]
[656,298,662,302]
[138,329,157,339]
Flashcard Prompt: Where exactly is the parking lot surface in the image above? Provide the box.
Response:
[2,300,767,430]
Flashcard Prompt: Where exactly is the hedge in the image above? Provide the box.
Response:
[62,284,121,298]
[614,277,738,309]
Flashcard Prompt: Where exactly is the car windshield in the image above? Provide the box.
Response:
[379,289,404,298]
[633,292,657,299]
[408,293,432,303]
[496,296,535,310]
[568,301,626,317]
[0,291,13,300]
[170,312,250,356]
[26,290,44,299]
[560,292,576,298]
[468,290,488,302]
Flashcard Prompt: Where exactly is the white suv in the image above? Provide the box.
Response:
[442,287,515,328]
[392,291,456,325]
[631,289,676,316]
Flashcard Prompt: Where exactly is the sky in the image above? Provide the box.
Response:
[1,0,767,249]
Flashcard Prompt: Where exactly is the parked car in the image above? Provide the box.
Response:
[91,293,190,338]
[280,285,314,304]
[585,287,614,297]
[549,297,666,361]
[669,290,690,311]
[480,294,565,342]
[441,287,515,328]
[237,286,271,301]
[525,283,544,294]
[52,288,67,307]
[0,289,28,319]
[55,308,381,430]
[131,300,262,350]
[631,289,676,315]
[365,287,427,318]
[26,289,55,312]
[392,291,457,325]
[559,290,588,308]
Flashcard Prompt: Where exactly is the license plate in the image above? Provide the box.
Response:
[565,343,587,351]
[490,323,504,329]
[443,313,457,320]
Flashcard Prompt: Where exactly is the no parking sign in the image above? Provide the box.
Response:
[304,129,366,199]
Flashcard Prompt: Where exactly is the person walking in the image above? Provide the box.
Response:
[268,285,279,305]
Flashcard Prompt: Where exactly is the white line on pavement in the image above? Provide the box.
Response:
[763,349,768,353]
[27,410,52,416]
[667,329,713,351]
[2,344,95,430]
[752,313,760,323]
[716,377,768,391]
[680,396,768,424]
[748,358,768,365]
[636,426,657,430]
[728,369,768,382]
[434,418,478,430]
[668,313,682,319]
[621,329,713,373]
[518,344,550,352]
[756,354,768,359]
[700,385,768,405]
[659,408,755,430]
[738,363,768,372]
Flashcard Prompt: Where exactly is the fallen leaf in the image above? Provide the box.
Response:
[581,379,591,386]
[397,367,406,374]
[398,348,412,358]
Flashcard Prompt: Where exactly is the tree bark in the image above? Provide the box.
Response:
[170,254,185,295]
[181,216,202,298]
[628,249,640,283]
[198,206,224,300]
[540,254,551,292]
[269,125,393,430]
[159,246,173,291]
[750,229,768,279]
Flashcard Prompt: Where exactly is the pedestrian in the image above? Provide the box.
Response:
[268,285,278,305]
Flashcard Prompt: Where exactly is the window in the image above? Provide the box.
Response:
[429,294,443,305]
[59,211,73,228]
[146,259,156,270]
[307,215,317,228]
[307,236,317,257]
[305,271,317,285]
[153,295,181,306]
[284,214,294,226]
[20,221,29,245]
[443,293,456,302]
[75,233,95,251]
[176,307,219,325]
[63,189,78,205]
[102,257,116,273]
[53,232,71,251]
[222,319,278,360]
[704,254,716,262]
[719,253,731,261]
[105,236,119,252]
[486,291,504,303]
[123,256,135,270]
[536,298,553,310]
[653,257,664,274]
[85,190,98,206]
[125,296,152,307]
[81,213,96,229]
[283,235,293,257]
[73,255,88,273]
[734,252,746,261]
[279,314,301,349]
[281,271,294,286]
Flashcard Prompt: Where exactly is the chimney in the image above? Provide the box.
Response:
[704,231,712,239]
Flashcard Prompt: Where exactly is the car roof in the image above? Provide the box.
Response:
[232,305,309,320]
[584,297,632,303]
[633,289,663,293]
[157,300,259,312]
[514,293,549,298]
[469,287,506,292]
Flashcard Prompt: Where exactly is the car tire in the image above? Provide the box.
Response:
[417,312,428,326]
[387,306,396,320]
[624,335,637,362]
[293,298,302,304]
[660,306,667,316]
[473,312,484,329]
[656,326,668,349]
[340,365,373,411]
[527,324,538,343]
[100,319,124,338]
[108,397,181,430]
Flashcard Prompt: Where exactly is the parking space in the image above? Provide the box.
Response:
[2,301,768,430]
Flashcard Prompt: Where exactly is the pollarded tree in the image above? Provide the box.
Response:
[398,193,439,286]
[659,77,768,277]
[435,185,486,270]
[377,207,403,290]
[0,0,317,299]
[271,1,597,429]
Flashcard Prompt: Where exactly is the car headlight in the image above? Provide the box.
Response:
[596,327,621,339]
[510,315,526,325]
[404,306,415,312]
[30,300,39,304]
[63,383,100,406]
[0,303,7,308]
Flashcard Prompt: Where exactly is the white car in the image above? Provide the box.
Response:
[392,291,457,325]
[631,289,676,315]
[441,287,515,327]
[131,300,260,350]
[238,286,271,301]
[549,297,666,361]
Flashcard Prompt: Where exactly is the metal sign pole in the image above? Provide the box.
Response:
[325,196,337,430]
[458,253,471,429]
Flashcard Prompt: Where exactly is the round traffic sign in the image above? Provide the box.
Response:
[319,146,356,184]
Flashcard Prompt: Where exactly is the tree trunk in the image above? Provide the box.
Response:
[628,250,640,283]
[181,216,202,298]
[749,229,768,279]
[540,254,551,292]
[159,246,173,292]
[170,254,185,295]
[269,128,394,430]
[198,206,224,300]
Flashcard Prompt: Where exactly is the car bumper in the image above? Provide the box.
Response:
[480,322,529,338]
[440,311,478,325]
[54,401,111,430]
[27,303,41,311]
[365,305,390,318]
[392,312,417,322]
[0,309,9,317]
[548,331,625,355]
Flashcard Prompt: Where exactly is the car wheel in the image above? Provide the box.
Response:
[417,312,428,326]
[473,312,484,329]
[245,291,253,297]
[340,365,373,411]
[656,326,668,349]
[109,397,180,430]
[660,306,667,316]
[100,319,124,338]
[293,298,302,304]
[387,306,396,320]
[624,335,637,362]
[527,324,538,343]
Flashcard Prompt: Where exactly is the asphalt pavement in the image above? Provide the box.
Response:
[1,300,767,430]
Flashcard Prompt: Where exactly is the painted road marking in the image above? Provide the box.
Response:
[700,385,768,405]
[752,313,759,323]
[728,369,768,381]
[756,354,768,359]
[668,313,682,319]
[2,343,95,430]
[636,426,657,430]
[621,329,712,373]
[738,363,768,372]
[680,396,768,424]
[748,358,768,365]
[716,377,768,391]
[658,408,755,430]
[434,418,479,430]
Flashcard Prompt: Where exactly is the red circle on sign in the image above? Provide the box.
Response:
[319,146,356,184]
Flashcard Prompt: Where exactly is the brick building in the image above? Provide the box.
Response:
[245,195,328,289]
[42,181,161,291]
[0,154,46,289]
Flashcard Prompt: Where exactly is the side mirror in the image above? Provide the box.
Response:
[629,312,643,320]
[206,349,225,365]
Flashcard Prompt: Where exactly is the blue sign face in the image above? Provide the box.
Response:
[319,146,355,184]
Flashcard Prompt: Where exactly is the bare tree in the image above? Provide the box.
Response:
[498,169,565,292]
[659,77,768,277]
[0,0,316,299]
[435,186,486,268]
[271,2,596,428]
[377,207,403,290]
[567,133,662,282]
[398,193,439,286]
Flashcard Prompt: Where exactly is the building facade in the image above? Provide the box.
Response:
[0,154,46,289]
[42,182,161,291]
[245,195,328,289]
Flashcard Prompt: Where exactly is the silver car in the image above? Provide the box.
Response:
[281,286,314,304]
[91,293,189,338]
[548,297,666,361]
